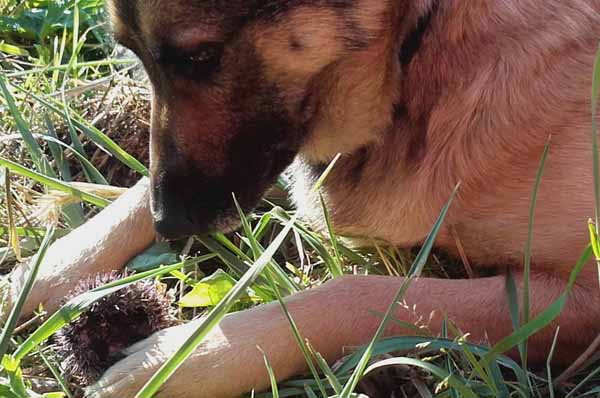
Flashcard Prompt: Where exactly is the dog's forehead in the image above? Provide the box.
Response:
[108,0,251,43]
[107,0,375,58]
[107,0,357,35]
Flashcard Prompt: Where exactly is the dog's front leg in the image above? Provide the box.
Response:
[87,272,597,398]
[2,178,155,321]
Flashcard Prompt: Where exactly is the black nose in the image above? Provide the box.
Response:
[152,211,199,240]
[151,172,208,239]
[150,167,231,239]
[150,164,249,239]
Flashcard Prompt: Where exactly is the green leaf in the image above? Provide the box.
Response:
[0,42,29,56]
[0,384,21,398]
[307,342,342,395]
[179,270,237,308]
[137,217,297,398]
[127,242,179,272]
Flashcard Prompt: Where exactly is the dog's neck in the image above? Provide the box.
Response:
[291,0,599,245]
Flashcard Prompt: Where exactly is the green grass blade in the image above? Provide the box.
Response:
[12,257,211,361]
[0,226,55,359]
[41,117,67,180]
[311,154,341,193]
[520,137,551,367]
[457,337,499,397]
[545,327,560,398]
[268,208,341,276]
[485,300,564,369]
[0,74,55,177]
[197,234,276,301]
[318,193,343,277]
[339,184,460,397]
[136,215,298,398]
[259,347,280,398]
[42,114,85,227]
[2,356,28,398]
[307,342,343,395]
[591,44,600,228]
[336,336,527,391]
[37,346,73,398]
[564,364,600,398]
[199,234,250,277]
[505,271,521,335]
[480,244,592,368]
[304,385,319,398]
[253,212,274,241]
[7,82,149,176]
[0,133,107,185]
[0,157,110,208]
[6,59,137,78]
[364,357,476,398]
[137,154,341,398]
[62,102,95,183]
[233,197,299,295]
[235,205,327,395]
[441,318,460,398]
[262,274,329,398]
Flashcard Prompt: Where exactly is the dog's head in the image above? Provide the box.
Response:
[107,0,392,238]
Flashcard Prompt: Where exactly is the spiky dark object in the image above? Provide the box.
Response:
[54,272,177,385]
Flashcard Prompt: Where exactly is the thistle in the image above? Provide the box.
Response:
[54,272,177,385]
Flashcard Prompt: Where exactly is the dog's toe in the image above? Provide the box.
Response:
[85,357,147,398]
[85,322,199,398]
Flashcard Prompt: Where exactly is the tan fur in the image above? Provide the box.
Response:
[253,3,399,162]
[1,179,155,322]
[7,0,600,397]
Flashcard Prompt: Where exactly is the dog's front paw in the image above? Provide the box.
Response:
[86,304,296,398]
[85,321,204,398]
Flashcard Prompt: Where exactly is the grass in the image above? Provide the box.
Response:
[1,1,600,397]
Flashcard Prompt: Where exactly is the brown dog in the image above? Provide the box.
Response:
[61,0,600,396]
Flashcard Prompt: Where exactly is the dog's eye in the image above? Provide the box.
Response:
[188,45,220,64]
[162,42,224,81]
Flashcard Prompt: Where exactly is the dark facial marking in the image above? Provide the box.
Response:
[347,147,370,185]
[391,103,428,168]
[393,103,408,121]
[398,0,439,66]
[306,161,329,181]
[289,35,303,51]
[156,42,225,82]
[404,115,429,166]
